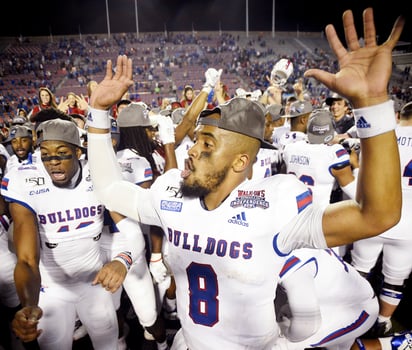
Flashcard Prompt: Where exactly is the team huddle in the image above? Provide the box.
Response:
[1,6,411,350]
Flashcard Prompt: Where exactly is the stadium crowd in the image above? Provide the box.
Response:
[1,6,412,350]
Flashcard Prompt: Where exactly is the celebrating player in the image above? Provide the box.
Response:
[86,8,404,349]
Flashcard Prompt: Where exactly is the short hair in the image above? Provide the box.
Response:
[400,101,412,120]
[32,108,75,130]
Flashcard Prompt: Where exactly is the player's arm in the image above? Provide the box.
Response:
[93,210,148,293]
[86,56,148,221]
[9,201,43,342]
[149,225,168,284]
[304,8,404,247]
[174,68,221,145]
[331,163,356,199]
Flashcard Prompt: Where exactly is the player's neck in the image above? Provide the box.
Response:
[201,192,229,211]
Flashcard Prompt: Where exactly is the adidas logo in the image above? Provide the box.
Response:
[228,212,249,227]
[356,116,371,129]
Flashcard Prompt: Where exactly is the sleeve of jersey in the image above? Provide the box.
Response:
[0,170,34,213]
[329,144,350,172]
[111,217,147,266]
[277,258,322,342]
[87,132,156,223]
[273,203,327,255]
[130,157,153,184]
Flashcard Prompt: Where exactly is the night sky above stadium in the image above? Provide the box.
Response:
[2,0,410,43]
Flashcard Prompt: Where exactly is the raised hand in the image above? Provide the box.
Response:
[90,55,134,111]
[304,8,405,108]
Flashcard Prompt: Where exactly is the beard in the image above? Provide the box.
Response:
[180,165,230,199]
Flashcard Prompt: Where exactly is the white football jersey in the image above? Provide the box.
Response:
[276,248,377,349]
[135,169,317,349]
[252,148,280,179]
[379,124,412,239]
[175,135,194,170]
[282,140,350,207]
[278,130,307,150]
[1,159,105,284]
[116,148,153,185]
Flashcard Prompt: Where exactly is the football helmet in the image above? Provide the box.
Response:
[270,58,294,86]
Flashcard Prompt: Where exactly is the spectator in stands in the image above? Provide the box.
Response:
[207,81,231,109]
[57,92,88,116]
[17,108,28,119]
[27,87,58,122]
[180,85,195,108]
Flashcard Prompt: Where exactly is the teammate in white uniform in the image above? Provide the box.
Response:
[351,100,412,337]
[2,116,138,350]
[282,110,357,257]
[0,206,23,350]
[2,125,38,174]
[277,100,313,151]
[102,115,169,349]
[86,9,404,349]
[274,248,378,350]
[251,104,282,179]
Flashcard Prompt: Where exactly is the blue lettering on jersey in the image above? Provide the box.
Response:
[38,205,104,225]
[120,162,133,173]
[290,154,310,165]
[161,200,183,212]
[167,227,253,259]
[397,136,412,147]
[29,188,50,195]
[228,211,249,227]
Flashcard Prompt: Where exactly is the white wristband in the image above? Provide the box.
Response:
[353,100,396,138]
[113,251,133,270]
[341,179,357,199]
[86,107,111,129]
[150,253,162,262]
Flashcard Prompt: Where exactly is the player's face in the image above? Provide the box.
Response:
[264,115,276,142]
[40,140,82,187]
[11,137,33,161]
[181,123,234,198]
